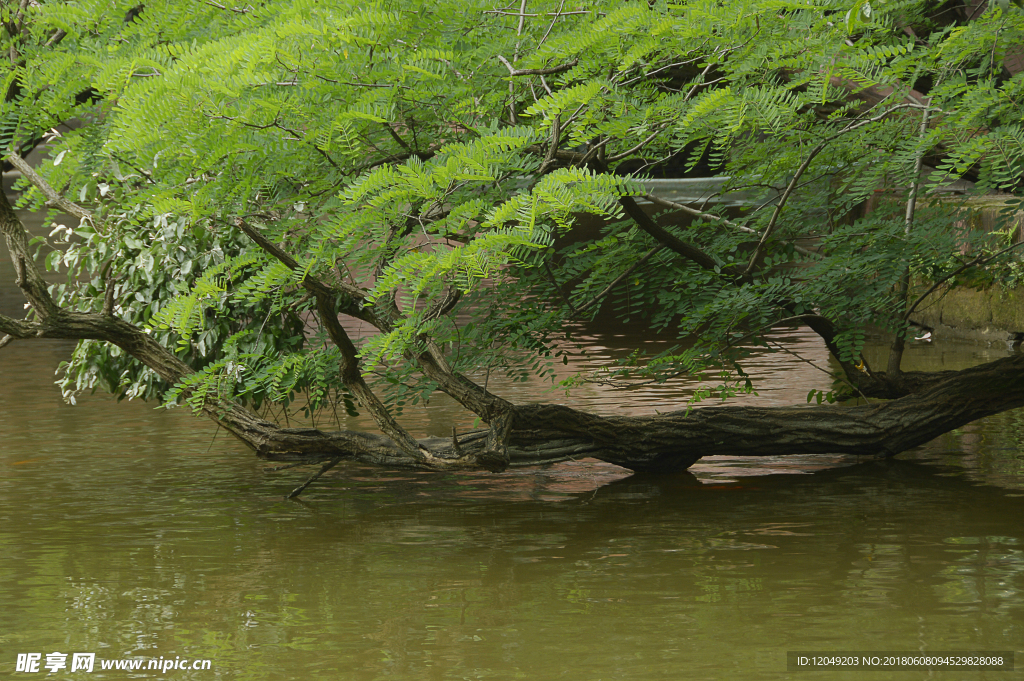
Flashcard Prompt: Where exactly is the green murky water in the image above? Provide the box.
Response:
[2,207,1023,680]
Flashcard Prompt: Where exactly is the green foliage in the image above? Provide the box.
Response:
[5,0,1023,420]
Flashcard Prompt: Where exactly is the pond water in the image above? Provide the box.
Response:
[2,205,1023,680]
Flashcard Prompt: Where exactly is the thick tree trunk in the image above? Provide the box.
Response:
[6,175,1024,485]
[243,351,1024,473]
[9,297,1015,477]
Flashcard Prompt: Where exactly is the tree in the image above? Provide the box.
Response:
[2,0,1024,495]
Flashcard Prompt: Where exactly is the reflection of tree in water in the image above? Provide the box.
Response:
[4,459,1022,679]
[252,461,1024,677]
[908,408,1024,490]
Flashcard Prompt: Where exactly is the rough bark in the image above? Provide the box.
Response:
[241,350,1024,472]
[15,319,1015,474]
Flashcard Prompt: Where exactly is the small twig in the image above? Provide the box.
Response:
[766,340,872,404]
[44,29,67,48]
[559,99,596,135]
[643,194,751,231]
[618,51,708,87]
[265,461,314,472]
[203,0,251,13]
[513,1,527,68]
[642,194,820,259]
[905,240,1024,320]
[289,290,314,311]
[575,246,662,314]
[382,123,412,152]
[575,137,609,167]
[0,334,13,350]
[903,109,932,231]
[497,55,579,76]
[539,113,561,172]
[742,100,918,276]
[108,152,156,184]
[484,9,590,16]
[205,424,221,455]
[887,106,933,377]
[272,122,340,170]
[537,0,566,47]
[287,457,342,498]
[103,274,116,316]
[606,124,670,162]
[5,152,92,222]
[13,0,28,32]
[543,258,578,314]
[683,61,716,101]
[313,75,398,88]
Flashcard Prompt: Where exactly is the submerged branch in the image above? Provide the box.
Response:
[287,458,342,498]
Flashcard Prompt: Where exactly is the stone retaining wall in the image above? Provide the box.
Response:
[866,193,1024,344]
[910,283,1024,344]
